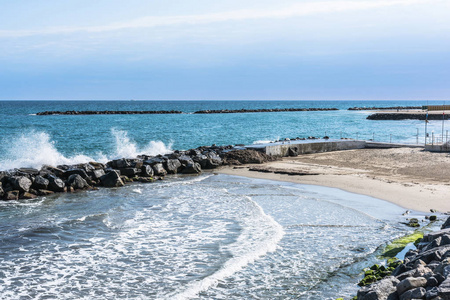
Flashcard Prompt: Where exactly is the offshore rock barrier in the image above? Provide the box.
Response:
[356,216,450,300]
[349,106,422,111]
[193,108,338,114]
[367,113,450,121]
[36,108,339,115]
[0,146,275,201]
[36,110,183,115]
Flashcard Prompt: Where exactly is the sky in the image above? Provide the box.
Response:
[0,0,449,100]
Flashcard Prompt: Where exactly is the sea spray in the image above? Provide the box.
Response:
[0,131,97,171]
[110,129,173,159]
[0,129,173,171]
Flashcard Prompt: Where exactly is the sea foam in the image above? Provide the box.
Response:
[0,129,172,171]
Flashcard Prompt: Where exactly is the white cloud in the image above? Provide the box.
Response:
[0,0,431,38]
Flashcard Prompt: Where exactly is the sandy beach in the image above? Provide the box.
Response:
[217,148,450,213]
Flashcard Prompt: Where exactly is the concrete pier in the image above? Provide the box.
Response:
[245,139,423,156]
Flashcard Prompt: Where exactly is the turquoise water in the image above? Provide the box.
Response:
[0,100,441,299]
[0,100,443,170]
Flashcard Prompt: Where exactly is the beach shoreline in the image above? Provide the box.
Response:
[216,148,450,213]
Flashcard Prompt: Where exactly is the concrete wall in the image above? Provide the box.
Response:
[262,140,366,156]
[425,144,450,152]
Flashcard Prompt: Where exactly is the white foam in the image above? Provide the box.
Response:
[111,129,172,159]
[167,196,285,300]
[0,129,173,170]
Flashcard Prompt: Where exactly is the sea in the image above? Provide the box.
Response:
[0,100,444,299]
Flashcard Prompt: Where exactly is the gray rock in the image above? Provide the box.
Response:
[427,276,439,287]
[118,168,140,177]
[5,190,20,201]
[100,171,124,187]
[32,175,49,190]
[67,174,89,190]
[182,162,202,174]
[140,165,154,177]
[10,176,32,193]
[64,168,89,179]
[426,287,439,299]
[42,166,65,178]
[18,168,40,175]
[108,158,131,169]
[178,155,194,166]
[441,217,450,229]
[397,277,427,295]
[423,229,450,244]
[89,169,106,180]
[21,192,38,200]
[0,183,4,198]
[144,156,166,166]
[357,276,400,300]
[165,159,182,174]
[152,163,167,176]
[288,146,299,156]
[399,287,426,300]
[47,175,66,192]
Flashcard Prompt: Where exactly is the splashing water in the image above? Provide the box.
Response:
[111,129,173,159]
[0,129,173,171]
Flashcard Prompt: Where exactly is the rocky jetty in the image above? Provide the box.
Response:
[356,216,450,300]
[36,110,183,115]
[193,108,339,114]
[367,113,449,121]
[0,146,275,201]
[349,106,422,111]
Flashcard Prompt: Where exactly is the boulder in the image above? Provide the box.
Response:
[36,190,55,196]
[100,171,124,187]
[64,169,89,179]
[118,168,140,177]
[144,156,166,166]
[396,277,426,295]
[398,287,425,300]
[89,169,106,180]
[10,176,32,193]
[357,276,400,300]
[0,183,4,198]
[5,190,20,201]
[20,192,38,200]
[152,163,167,176]
[47,175,66,192]
[42,166,65,178]
[181,162,202,174]
[67,174,89,190]
[178,155,194,166]
[165,159,182,174]
[288,147,299,156]
[140,165,154,177]
[18,168,40,175]
[108,158,131,169]
[442,217,450,229]
[88,162,106,169]
[32,175,49,190]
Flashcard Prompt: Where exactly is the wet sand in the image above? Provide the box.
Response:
[217,148,450,213]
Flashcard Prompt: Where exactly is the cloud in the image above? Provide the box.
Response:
[0,0,431,38]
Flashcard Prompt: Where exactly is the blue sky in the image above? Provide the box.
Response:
[0,0,449,100]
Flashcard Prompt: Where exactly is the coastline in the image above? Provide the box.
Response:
[216,148,450,213]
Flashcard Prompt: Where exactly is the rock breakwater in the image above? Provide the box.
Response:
[349,106,422,111]
[0,146,274,201]
[36,108,339,115]
[356,216,450,300]
[193,108,338,114]
[36,110,183,115]
[367,113,449,121]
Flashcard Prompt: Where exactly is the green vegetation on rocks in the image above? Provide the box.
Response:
[357,258,402,287]
[381,231,423,258]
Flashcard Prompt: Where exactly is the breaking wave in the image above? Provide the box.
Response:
[0,129,172,171]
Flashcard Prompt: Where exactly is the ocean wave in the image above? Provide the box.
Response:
[0,129,173,171]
